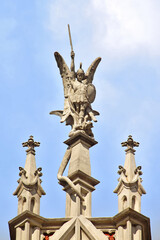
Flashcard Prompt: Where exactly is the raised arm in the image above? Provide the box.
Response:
[70,50,75,74]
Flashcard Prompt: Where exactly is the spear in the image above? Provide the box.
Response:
[68,24,73,52]
[68,24,75,74]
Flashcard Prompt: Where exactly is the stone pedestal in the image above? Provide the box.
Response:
[60,133,100,217]
[63,170,99,217]
[64,132,97,176]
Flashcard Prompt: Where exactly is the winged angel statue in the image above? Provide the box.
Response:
[50,27,101,138]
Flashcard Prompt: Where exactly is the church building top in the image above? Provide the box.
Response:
[9,26,151,240]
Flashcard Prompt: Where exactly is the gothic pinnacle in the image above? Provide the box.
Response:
[121,135,139,154]
[22,135,40,155]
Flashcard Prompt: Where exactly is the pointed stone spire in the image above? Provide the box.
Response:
[114,135,146,213]
[22,135,40,182]
[121,135,139,182]
[13,136,45,215]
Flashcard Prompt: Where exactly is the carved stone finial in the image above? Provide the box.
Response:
[22,135,40,155]
[121,135,139,154]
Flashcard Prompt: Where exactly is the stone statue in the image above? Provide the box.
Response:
[50,25,101,138]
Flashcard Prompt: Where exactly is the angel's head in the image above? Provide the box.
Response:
[76,63,85,82]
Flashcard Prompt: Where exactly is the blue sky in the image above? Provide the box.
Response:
[0,0,160,239]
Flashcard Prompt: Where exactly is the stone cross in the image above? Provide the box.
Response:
[22,135,40,155]
[121,135,139,154]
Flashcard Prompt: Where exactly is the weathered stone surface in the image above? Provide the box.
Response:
[58,132,99,217]
[8,208,151,240]
[9,26,152,240]
[50,26,101,138]
[13,136,45,216]
[114,136,146,213]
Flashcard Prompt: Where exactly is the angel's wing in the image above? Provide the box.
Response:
[54,52,72,97]
[85,57,101,84]
[50,110,63,117]
[92,110,100,116]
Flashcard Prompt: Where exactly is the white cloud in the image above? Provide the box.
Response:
[47,0,160,59]
[88,0,160,57]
